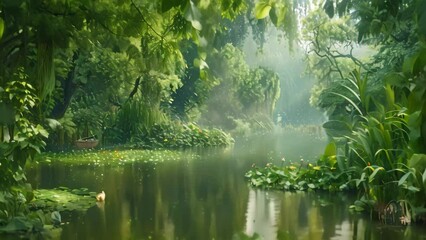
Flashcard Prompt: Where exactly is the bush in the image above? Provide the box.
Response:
[133,122,234,149]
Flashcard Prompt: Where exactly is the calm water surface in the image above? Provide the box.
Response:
[27,131,426,239]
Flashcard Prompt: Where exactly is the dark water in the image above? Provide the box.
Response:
[25,131,426,239]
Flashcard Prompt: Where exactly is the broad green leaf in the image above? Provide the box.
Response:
[269,4,286,27]
[402,53,418,74]
[408,154,426,171]
[254,2,272,19]
[184,1,202,30]
[322,141,336,166]
[322,120,351,137]
[398,172,411,186]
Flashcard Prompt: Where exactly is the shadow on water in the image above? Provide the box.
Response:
[24,131,426,240]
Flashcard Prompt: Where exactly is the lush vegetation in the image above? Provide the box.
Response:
[0,0,288,234]
[246,0,426,226]
[38,148,199,166]
[1,0,426,236]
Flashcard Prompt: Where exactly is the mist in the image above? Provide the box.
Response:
[243,29,325,125]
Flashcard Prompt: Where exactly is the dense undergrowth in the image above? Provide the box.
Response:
[0,187,96,238]
[132,122,234,149]
[246,141,426,225]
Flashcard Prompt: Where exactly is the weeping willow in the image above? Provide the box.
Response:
[35,40,55,102]
[115,98,165,142]
[114,73,167,142]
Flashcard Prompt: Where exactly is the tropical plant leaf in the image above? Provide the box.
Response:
[368,166,384,183]
[322,120,352,137]
[408,154,426,171]
[269,3,286,27]
[402,53,418,74]
[184,1,202,30]
[330,92,363,115]
[341,84,361,102]
[323,141,336,157]
[254,2,272,19]
[398,172,412,186]
[356,172,366,187]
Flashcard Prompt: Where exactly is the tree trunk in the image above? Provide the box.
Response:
[50,52,79,119]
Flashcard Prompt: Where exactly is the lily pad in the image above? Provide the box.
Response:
[36,149,199,167]
[29,188,97,212]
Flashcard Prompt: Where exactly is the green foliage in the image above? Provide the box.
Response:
[0,186,97,236]
[251,0,300,47]
[0,71,48,188]
[245,163,339,191]
[254,1,272,19]
[298,0,426,224]
[29,187,97,212]
[237,67,280,115]
[200,44,280,132]
[0,185,61,236]
[135,122,234,149]
[109,98,166,144]
[38,148,198,166]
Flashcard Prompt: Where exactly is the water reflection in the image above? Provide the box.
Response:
[245,190,278,239]
[24,135,426,240]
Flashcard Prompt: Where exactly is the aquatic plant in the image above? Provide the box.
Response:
[37,148,200,167]
[0,187,97,237]
[29,187,97,212]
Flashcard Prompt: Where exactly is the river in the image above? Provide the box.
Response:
[26,130,426,239]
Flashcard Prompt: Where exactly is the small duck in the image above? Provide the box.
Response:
[96,191,106,202]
